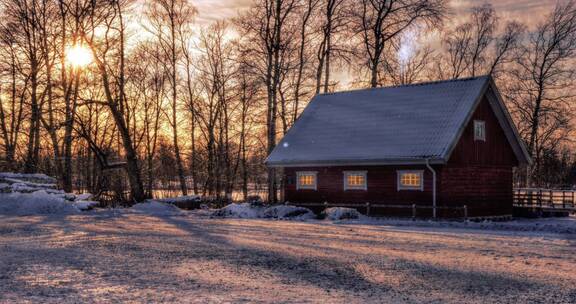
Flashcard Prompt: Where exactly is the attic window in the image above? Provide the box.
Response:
[344,171,367,191]
[397,171,423,191]
[297,171,317,190]
[474,120,486,141]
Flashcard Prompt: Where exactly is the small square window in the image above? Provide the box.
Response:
[474,120,486,141]
[344,171,367,190]
[397,171,423,191]
[297,171,317,190]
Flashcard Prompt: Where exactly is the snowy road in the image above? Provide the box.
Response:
[0,213,575,303]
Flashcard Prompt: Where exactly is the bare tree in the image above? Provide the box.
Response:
[236,0,298,203]
[353,0,445,88]
[83,0,146,202]
[383,43,434,85]
[314,0,347,93]
[507,1,576,185]
[0,23,26,170]
[293,0,319,122]
[146,0,197,196]
[437,4,522,80]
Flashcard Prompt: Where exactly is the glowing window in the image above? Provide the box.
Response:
[398,171,423,191]
[344,171,367,190]
[297,171,317,190]
[474,120,486,141]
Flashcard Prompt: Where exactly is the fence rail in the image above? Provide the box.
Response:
[513,188,576,211]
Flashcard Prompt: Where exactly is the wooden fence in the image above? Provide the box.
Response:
[513,188,575,211]
[286,202,469,219]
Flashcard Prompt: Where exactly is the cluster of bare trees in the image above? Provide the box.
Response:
[0,0,575,203]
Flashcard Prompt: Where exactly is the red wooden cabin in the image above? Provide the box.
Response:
[266,76,531,218]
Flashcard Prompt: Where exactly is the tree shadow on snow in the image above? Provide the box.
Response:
[156,216,567,302]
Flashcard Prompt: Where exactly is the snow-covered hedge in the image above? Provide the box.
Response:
[323,207,363,220]
[261,205,316,220]
[213,203,316,220]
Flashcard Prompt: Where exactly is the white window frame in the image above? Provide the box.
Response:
[474,120,486,141]
[343,171,367,191]
[397,170,424,191]
[296,171,317,190]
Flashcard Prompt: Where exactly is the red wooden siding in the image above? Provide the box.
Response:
[439,166,513,216]
[448,95,518,166]
[284,165,435,205]
[439,95,516,216]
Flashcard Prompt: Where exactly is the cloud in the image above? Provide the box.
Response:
[452,0,563,25]
[194,0,253,25]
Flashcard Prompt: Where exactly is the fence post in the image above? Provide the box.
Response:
[562,191,566,209]
[538,189,542,207]
[412,204,416,219]
[463,205,468,221]
[550,190,554,207]
[365,202,370,216]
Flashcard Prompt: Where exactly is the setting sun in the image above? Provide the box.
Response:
[65,44,92,67]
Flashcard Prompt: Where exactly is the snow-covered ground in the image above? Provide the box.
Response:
[1,175,575,302]
[0,210,575,303]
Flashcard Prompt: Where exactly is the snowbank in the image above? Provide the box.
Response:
[324,207,363,220]
[212,203,316,220]
[0,190,80,216]
[73,200,99,211]
[131,201,184,216]
[0,172,99,215]
[0,172,57,184]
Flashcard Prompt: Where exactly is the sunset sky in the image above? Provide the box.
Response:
[194,0,561,27]
[188,0,564,87]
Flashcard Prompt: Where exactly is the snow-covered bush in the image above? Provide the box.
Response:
[212,203,316,220]
[261,205,316,220]
[212,203,261,218]
[324,207,362,220]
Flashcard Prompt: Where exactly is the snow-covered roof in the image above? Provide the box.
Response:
[266,76,531,167]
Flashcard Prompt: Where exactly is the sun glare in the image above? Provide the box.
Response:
[66,45,93,68]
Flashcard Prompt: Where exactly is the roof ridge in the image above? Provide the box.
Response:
[318,75,491,97]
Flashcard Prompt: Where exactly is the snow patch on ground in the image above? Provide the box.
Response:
[131,201,184,216]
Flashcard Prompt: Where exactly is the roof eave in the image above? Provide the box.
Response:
[266,157,446,168]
